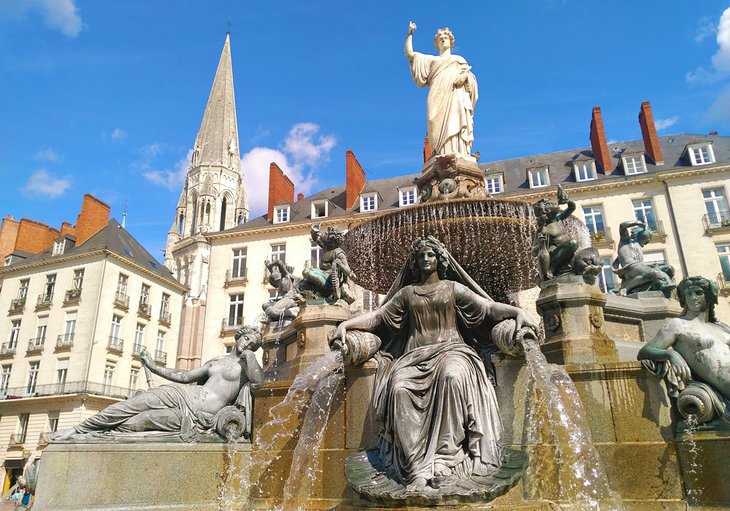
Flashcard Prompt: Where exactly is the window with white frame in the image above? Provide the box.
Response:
[47,411,59,433]
[52,239,66,256]
[231,248,247,279]
[623,155,647,175]
[688,144,715,166]
[35,316,48,345]
[26,361,40,394]
[228,294,245,327]
[56,359,68,389]
[528,167,550,188]
[399,187,417,207]
[129,368,139,390]
[17,413,29,442]
[63,312,76,344]
[72,269,84,290]
[8,320,21,349]
[43,274,56,301]
[360,194,377,212]
[134,323,145,352]
[18,279,29,299]
[311,240,322,269]
[156,331,165,355]
[271,244,286,263]
[485,175,503,194]
[718,244,730,282]
[643,251,667,265]
[273,205,290,224]
[311,200,328,219]
[582,206,606,235]
[597,257,617,294]
[139,283,150,306]
[703,187,730,226]
[632,199,658,231]
[160,293,170,319]
[102,361,115,389]
[574,161,597,182]
[1,365,11,393]
[116,273,128,296]
[110,314,122,343]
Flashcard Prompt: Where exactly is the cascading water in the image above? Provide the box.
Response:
[681,415,703,506]
[521,337,623,511]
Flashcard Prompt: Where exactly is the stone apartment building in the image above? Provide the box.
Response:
[0,194,184,491]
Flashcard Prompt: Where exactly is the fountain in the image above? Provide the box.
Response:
[32,20,730,511]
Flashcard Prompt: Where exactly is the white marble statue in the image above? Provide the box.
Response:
[404,22,478,160]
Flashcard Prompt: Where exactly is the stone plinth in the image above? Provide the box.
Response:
[536,276,619,364]
[261,304,350,380]
[33,442,251,511]
[417,155,487,202]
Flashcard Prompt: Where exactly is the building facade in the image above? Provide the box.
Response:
[0,196,184,491]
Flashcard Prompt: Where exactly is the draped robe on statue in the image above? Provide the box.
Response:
[371,279,502,484]
[410,52,478,158]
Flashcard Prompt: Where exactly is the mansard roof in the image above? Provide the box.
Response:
[214,132,730,235]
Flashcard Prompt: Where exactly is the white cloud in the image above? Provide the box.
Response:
[142,150,192,192]
[687,7,730,83]
[695,15,717,43]
[654,116,679,131]
[241,122,336,217]
[111,128,127,141]
[21,170,72,198]
[34,147,59,162]
[0,0,83,38]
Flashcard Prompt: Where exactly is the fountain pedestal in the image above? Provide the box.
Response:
[417,155,487,202]
[536,276,619,365]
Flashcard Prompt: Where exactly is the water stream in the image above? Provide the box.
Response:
[682,415,703,506]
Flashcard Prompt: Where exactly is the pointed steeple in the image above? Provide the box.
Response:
[193,33,241,172]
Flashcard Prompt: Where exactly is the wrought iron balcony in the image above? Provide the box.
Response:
[113,291,130,310]
[107,336,124,353]
[64,288,82,305]
[589,227,614,249]
[1,380,135,401]
[36,292,53,310]
[0,343,17,356]
[154,350,167,365]
[159,310,172,326]
[132,343,144,358]
[8,298,25,314]
[56,333,74,349]
[137,302,151,319]
[225,268,248,287]
[703,211,730,234]
[27,337,45,353]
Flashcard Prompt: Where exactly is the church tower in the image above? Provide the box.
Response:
[165,34,248,369]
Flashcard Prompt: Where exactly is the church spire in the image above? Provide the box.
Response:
[192,33,240,171]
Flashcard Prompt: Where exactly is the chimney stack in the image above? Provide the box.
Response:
[423,136,432,163]
[638,101,664,165]
[345,150,366,209]
[267,162,295,221]
[589,107,612,174]
[297,192,304,202]
[75,194,111,245]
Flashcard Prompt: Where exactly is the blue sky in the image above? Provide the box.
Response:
[1,0,730,257]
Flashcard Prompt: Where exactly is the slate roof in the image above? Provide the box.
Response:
[221,133,730,233]
[1,219,178,286]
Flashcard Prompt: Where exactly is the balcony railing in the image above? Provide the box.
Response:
[132,344,144,358]
[137,302,151,319]
[64,288,82,305]
[8,434,26,446]
[589,227,614,249]
[107,336,124,353]
[113,291,130,310]
[8,298,25,314]
[56,333,74,349]
[225,268,248,287]
[154,350,167,365]
[1,380,136,401]
[27,337,45,353]
[703,211,730,234]
[159,310,172,326]
[0,343,17,356]
[36,293,53,310]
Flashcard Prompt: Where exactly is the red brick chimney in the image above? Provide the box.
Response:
[0,216,20,263]
[423,136,432,163]
[589,107,612,174]
[60,221,75,237]
[75,194,111,245]
[638,100,664,165]
[14,219,58,254]
[297,192,304,202]
[345,150,366,209]
[267,162,295,221]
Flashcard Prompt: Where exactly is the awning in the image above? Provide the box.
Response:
[3,458,24,469]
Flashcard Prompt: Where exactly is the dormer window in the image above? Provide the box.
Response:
[311,200,329,219]
[528,167,550,188]
[574,161,597,182]
[52,239,66,256]
[485,174,503,194]
[622,154,647,175]
[360,193,378,212]
[399,187,418,207]
[688,143,715,166]
[273,205,290,224]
